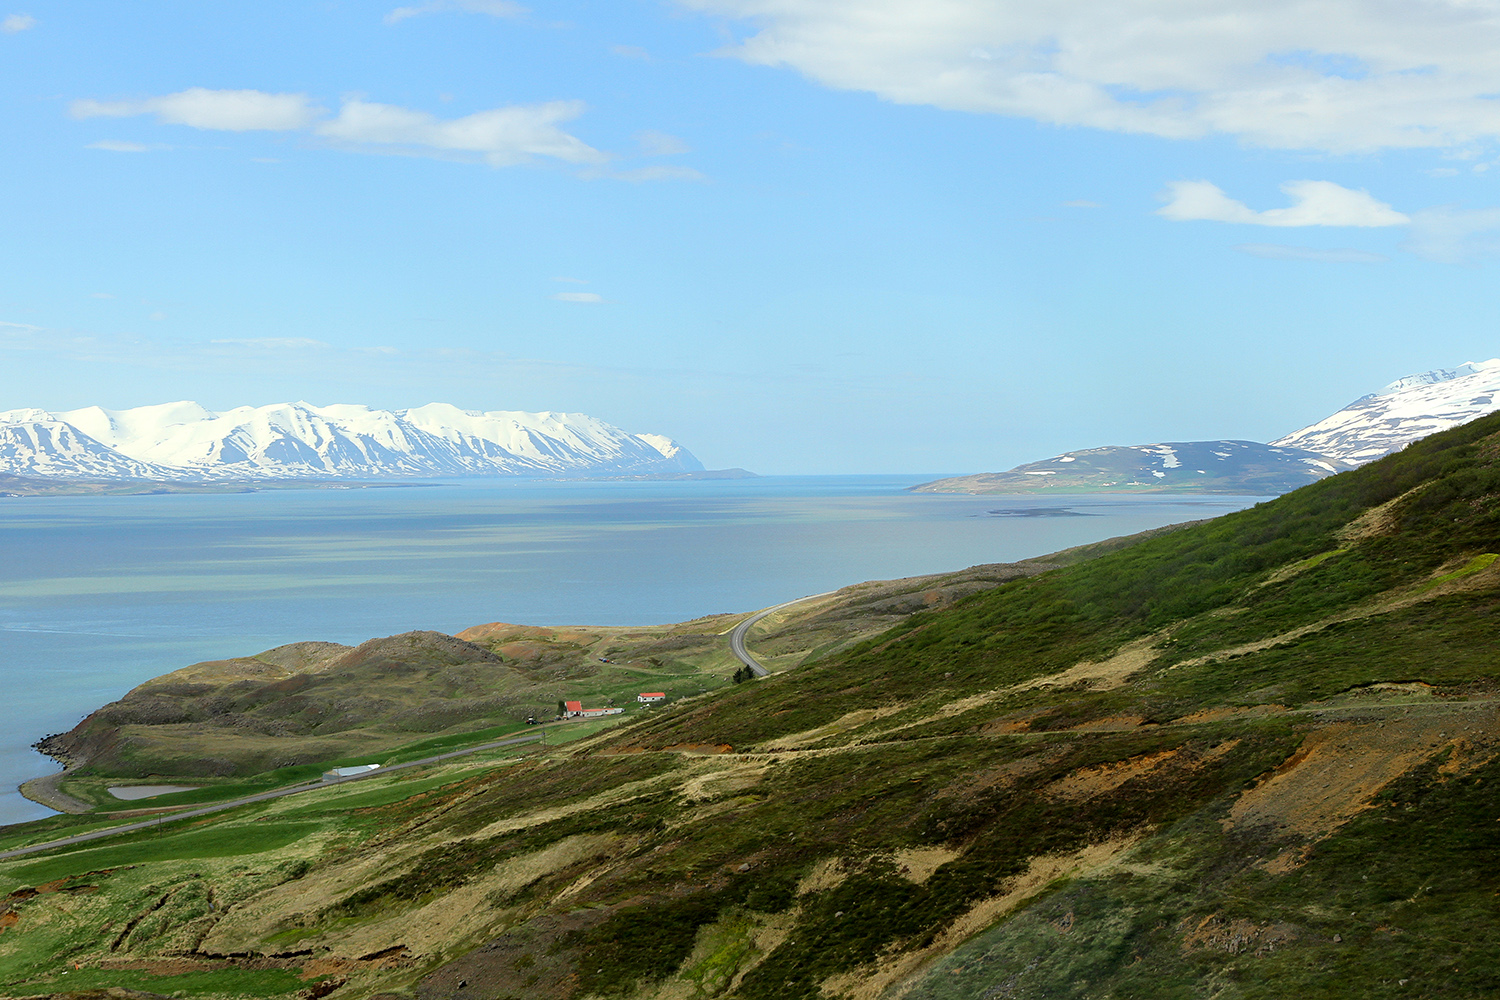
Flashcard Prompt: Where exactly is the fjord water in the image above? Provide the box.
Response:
[0,477,1264,825]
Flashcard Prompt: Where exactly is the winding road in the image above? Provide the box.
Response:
[729,591,836,677]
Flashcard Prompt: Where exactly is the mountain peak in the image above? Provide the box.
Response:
[0,401,705,482]
[1380,358,1500,394]
[1274,357,1500,464]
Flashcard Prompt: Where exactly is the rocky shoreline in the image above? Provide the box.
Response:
[17,769,90,814]
[18,733,89,814]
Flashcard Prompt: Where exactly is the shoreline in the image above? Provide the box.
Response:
[18,770,90,815]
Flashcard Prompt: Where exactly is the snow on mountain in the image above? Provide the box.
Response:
[1272,358,1500,464]
[0,414,175,480]
[912,441,1356,495]
[0,402,704,482]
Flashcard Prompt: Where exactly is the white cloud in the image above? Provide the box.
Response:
[71,88,319,132]
[1233,243,1389,263]
[69,89,636,172]
[1400,206,1500,263]
[1158,180,1409,227]
[636,130,691,156]
[87,140,156,153]
[2,12,34,32]
[680,0,1500,153]
[317,98,606,166]
[385,0,526,24]
[552,292,605,303]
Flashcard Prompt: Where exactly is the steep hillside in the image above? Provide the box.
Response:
[3,414,1499,1000]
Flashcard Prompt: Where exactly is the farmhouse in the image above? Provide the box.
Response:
[562,700,624,719]
[637,692,666,703]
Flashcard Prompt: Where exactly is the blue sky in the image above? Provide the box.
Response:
[3,1,1500,473]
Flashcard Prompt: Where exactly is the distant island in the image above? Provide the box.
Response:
[913,440,1351,495]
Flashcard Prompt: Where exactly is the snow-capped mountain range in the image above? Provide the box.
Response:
[0,402,705,482]
[1272,358,1500,464]
[914,357,1500,495]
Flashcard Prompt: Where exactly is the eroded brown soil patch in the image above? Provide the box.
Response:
[1046,741,1239,803]
[1227,708,1500,859]
[662,742,733,755]
[1046,749,1180,801]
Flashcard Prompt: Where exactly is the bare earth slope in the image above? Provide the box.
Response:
[4,413,1500,1000]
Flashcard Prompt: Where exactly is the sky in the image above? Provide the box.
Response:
[3,1,1500,474]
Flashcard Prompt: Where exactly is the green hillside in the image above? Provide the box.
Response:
[3,412,1499,1000]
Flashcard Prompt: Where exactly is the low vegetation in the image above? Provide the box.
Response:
[3,412,1499,999]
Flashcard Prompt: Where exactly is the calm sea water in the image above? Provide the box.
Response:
[0,476,1266,825]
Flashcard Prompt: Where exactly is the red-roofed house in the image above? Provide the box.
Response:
[564,700,583,717]
[637,692,666,703]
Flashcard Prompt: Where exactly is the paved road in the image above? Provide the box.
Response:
[729,591,837,677]
[0,731,545,862]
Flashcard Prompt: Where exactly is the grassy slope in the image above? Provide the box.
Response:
[38,561,1055,802]
[2,413,1498,1000]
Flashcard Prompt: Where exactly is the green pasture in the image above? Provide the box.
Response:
[1,819,322,887]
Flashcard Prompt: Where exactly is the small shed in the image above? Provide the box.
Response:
[637,692,666,703]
